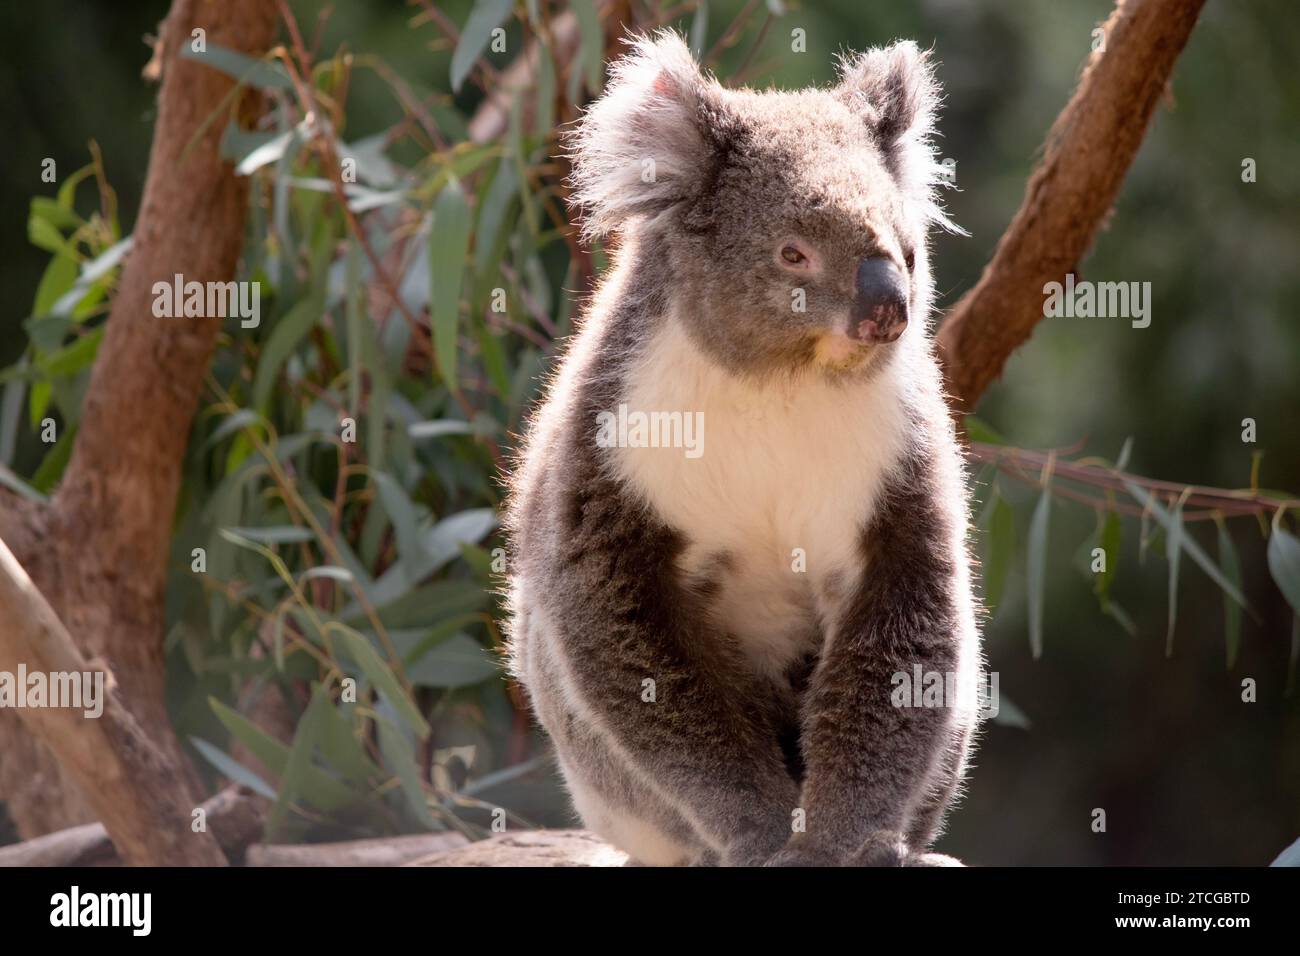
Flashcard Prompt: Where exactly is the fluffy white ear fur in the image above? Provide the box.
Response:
[836,41,963,234]
[567,31,717,239]
[836,41,939,147]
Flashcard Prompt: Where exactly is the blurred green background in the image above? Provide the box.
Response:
[1,0,1296,864]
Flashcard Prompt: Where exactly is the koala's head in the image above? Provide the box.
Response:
[568,31,960,380]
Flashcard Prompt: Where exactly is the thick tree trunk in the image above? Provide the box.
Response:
[0,0,278,839]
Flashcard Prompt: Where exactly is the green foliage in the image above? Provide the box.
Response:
[971,436,1297,668]
[5,152,122,495]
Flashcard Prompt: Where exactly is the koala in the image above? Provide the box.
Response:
[505,32,981,867]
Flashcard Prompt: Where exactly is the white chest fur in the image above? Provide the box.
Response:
[611,316,913,679]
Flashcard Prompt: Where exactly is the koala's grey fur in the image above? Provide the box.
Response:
[505,32,981,867]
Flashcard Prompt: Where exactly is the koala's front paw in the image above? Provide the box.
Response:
[848,829,909,867]
[721,828,789,867]
[762,841,842,867]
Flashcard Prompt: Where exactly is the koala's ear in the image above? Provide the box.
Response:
[835,41,939,151]
[567,30,721,238]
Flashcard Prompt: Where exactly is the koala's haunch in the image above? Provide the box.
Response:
[505,32,981,866]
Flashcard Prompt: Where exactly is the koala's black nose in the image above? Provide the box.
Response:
[850,256,909,344]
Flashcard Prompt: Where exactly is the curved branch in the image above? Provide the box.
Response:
[0,536,227,865]
[936,0,1207,411]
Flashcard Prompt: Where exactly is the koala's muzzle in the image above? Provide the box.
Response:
[850,256,909,344]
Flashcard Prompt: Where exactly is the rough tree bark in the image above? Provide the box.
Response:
[0,0,278,844]
[935,0,1207,410]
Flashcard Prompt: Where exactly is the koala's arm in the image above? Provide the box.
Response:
[547,468,800,865]
[773,442,969,866]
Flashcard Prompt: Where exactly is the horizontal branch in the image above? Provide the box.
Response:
[246,831,468,866]
[0,786,265,867]
[972,442,1297,521]
[409,829,628,867]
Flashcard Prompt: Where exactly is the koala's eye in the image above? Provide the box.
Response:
[780,245,808,265]
[904,250,916,273]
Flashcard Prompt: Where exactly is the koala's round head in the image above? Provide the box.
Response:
[568,31,960,380]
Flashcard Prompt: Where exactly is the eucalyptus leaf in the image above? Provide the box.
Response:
[269,685,333,834]
[1271,835,1300,867]
[1217,521,1242,669]
[1027,487,1051,659]
[449,0,515,92]
[408,419,475,440]
[1095,510,1121,605]
[50,237,133,318]
[222,525,314,544]
[315,697,383,787]
[689,0,710,54]
[965,415,1006,446]
[430,180,472,387]
[333,624,431,739]
[204,409,268,450]
[32,253,78,318]
[342,578,488,631]
[252,295,323,410]
[180,42,294,91]
[989,694,1031,730]
[405,632,501,689]
[984,496,1014,612]
[299,565,355,583]
[1123,479,1250,612]
[571,0,604,98]
[372,471,427,569]
[422,508,498,569]
[189,737,277,799]
[1267,526,1300,618]
[377,717,438,829]
[208,697,357,810]
[1165,502,1183,657]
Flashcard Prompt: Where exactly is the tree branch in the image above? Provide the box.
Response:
[972,441,1299,520]
[936,0,1207,411]
[0,786,266,867]
[0,536,227,865]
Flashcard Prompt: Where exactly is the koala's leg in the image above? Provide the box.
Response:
[538,473,800,866]
[768,444,970,867]
[906,720,974,850]
[527,633,709,866]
